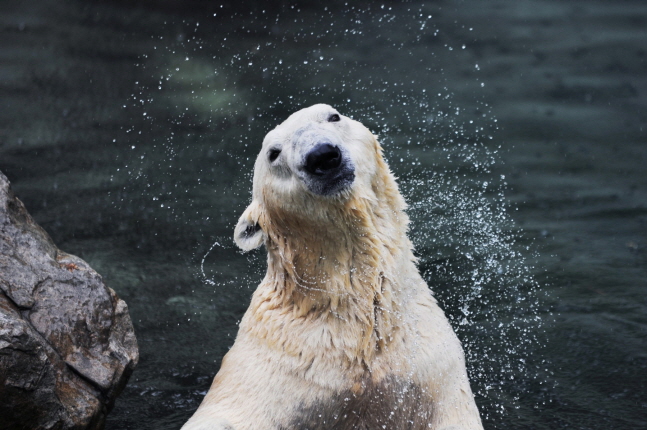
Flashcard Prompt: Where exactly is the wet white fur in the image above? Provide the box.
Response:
[182,104,483,430]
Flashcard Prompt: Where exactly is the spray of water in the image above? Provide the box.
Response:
[200,240,222,287]
[117,4,549,427]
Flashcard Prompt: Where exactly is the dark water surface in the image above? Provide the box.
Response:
[1,0,646,429]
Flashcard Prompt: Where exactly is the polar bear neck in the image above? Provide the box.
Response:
[246,161,414,366]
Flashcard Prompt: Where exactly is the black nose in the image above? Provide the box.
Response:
[304,144,342,175]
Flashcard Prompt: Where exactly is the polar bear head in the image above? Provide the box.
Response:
[234,104,405,252]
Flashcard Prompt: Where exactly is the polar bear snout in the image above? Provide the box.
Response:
[289,125,355,196]
[304,143,342,176]
[299,142,355,196]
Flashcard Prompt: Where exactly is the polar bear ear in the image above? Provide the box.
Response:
[234,200,265,251]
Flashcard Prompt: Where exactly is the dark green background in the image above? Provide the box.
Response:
[1,1,646,428]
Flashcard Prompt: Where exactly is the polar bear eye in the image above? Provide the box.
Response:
[268,148,281,162]
[327,113,341,122]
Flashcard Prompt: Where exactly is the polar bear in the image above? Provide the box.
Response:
[181,104,483,430]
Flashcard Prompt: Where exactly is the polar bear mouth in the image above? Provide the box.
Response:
[305,168,355,196]
[300,143,355,196]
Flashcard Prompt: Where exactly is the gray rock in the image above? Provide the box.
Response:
[0,170,139,430]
